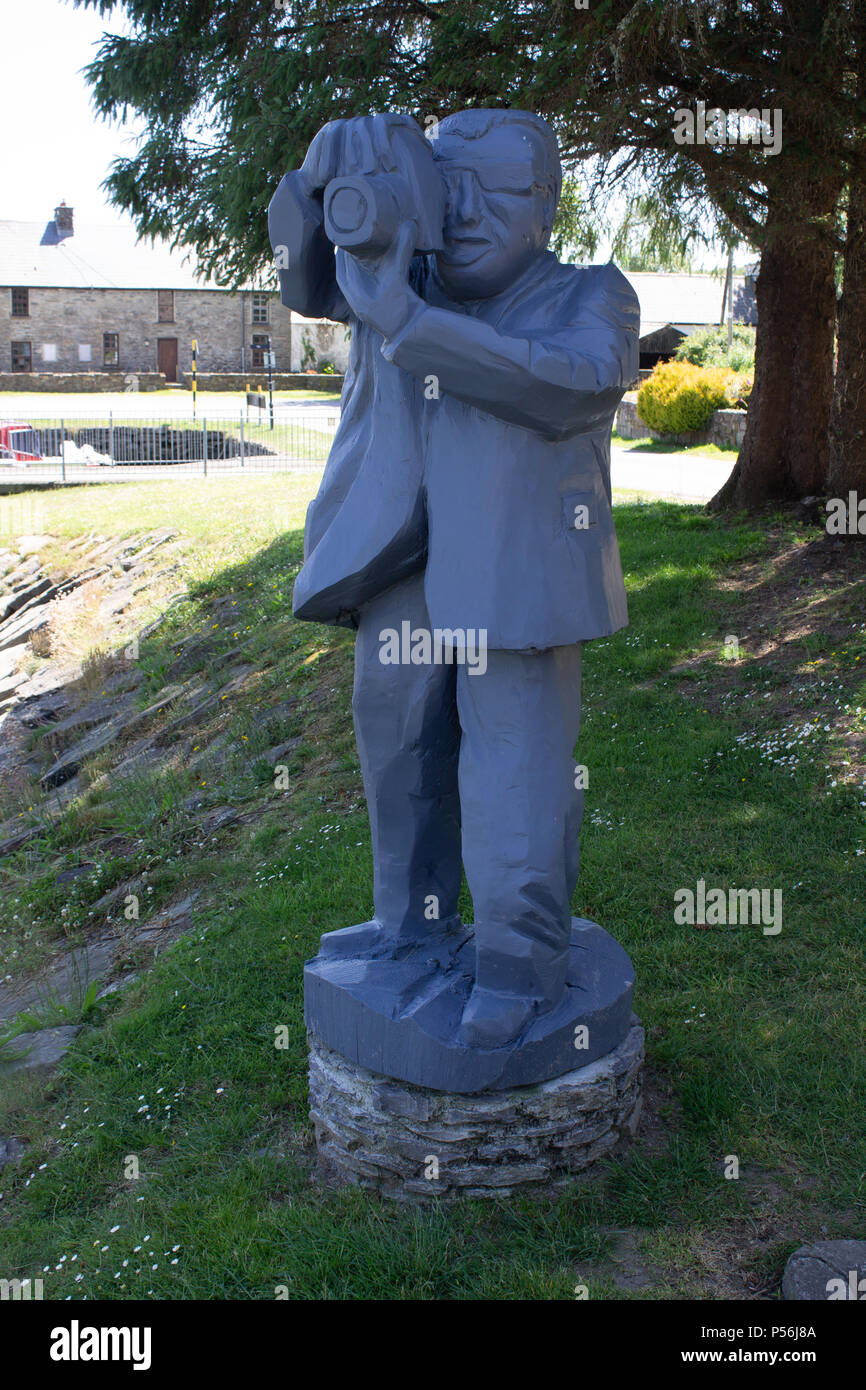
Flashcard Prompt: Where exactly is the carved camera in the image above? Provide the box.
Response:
[323,119,446,257]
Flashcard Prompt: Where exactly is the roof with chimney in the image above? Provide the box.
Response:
[0,204,248,292]
[1,205,758,327]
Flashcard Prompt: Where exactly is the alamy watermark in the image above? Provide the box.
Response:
[826,492,866,536]
[50,1321,152,1370]
[674,879,782,935]
[674,100,782,156]
[379,622,488,675]
[0,497,46,536]
[1,1276,44,1300]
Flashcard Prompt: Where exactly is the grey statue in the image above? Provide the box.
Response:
[268,110,639,1092]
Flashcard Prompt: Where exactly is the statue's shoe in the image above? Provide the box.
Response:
[317,921,395,958]
[457,984,540,1050]
[316,917,463,960]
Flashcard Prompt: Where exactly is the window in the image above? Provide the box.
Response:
[251,333,269,368]
[11,288,29,317]
[251,293,270,324]
[11,341,32,372]
[41,344,58,363]
[78,343,92,363]
[157,289,175,323]
[103,333,119,368]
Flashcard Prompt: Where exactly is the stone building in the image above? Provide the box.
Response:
[623,269,757,371]
[0,202,314,384]
[18,204,754,385]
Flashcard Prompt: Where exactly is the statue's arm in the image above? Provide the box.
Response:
[268,171,350,323]
[382,267,638,442]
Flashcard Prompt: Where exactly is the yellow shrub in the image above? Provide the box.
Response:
[637,361,747,435]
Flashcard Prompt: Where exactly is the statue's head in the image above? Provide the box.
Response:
[431,109,562,301]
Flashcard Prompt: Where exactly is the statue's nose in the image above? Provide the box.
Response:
[447,171,482,227]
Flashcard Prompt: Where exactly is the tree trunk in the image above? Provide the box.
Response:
[710,181,839,511]
[828,160,866,504]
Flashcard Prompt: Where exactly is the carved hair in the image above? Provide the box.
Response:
[435,109,562,205]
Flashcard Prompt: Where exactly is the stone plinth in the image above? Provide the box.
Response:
[308,1020,644,1200]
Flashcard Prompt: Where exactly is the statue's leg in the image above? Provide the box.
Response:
[456,642,583,1046]
[564,707,585,903]
[322,572,462,956]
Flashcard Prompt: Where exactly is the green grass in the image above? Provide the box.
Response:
[0,476,319,584]
[0,484,863,1299]
[612,432,739,459]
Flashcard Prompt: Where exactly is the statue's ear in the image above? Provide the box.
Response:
[541,186,557,244]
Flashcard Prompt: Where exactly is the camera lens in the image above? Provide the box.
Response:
[324,175,401,254]
[328,186,370,236]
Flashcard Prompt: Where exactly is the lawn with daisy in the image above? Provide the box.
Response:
[0,478,863,1299]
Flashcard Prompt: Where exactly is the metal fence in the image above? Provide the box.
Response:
[0,409,340,482]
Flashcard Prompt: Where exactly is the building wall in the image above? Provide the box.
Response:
[1,286,292,376]
[290,318,351,374]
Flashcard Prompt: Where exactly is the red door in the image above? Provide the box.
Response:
[158,337,178,383]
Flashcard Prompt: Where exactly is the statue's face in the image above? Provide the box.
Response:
[433,124,554,301]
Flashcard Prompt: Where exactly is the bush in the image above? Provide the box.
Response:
[674,324,756,373]
[637,361,747,434]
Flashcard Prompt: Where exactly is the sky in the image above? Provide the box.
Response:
[0,0,141,228]
[0,0,731,271]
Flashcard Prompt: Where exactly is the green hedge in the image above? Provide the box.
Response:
[637,361,749,435]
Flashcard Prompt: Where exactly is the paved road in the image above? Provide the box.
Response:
[611,445,734,502]
[0,407,736,500]
[2,393,736,501]
[0,458,324,485]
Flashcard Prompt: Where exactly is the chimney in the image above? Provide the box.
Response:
[55,202,74,236]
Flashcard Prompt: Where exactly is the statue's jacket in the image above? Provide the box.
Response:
[269,170,639,651]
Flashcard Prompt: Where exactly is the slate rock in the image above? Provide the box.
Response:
[55,862,97,886]
[0,674,25,703]
[15,535,55,555]
[0,575,52,622]
[197,805,238,836]
[40,714,133,787]
[90,881,134,917]
[119,529,176,571]
[0,602,52,653]
[1,556,41,589]
[251,698,299,732]
[41,682,187,786]
[0,1025,82,1075]
[0,642,30,679]
[0,1135,26,1169]
[309,1023,644,1199]
[262,737,301,767]
[782,1241,866,1301]
[0,820,41,857]
[153,667,255,745]
[46,691,137,738]
[15,688,72,728]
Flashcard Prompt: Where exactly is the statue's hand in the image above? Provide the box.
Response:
[335,221,421,341]
[298,116,395,198]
